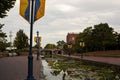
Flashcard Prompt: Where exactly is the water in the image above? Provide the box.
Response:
[42,60,64,80]
[41,55,120,80]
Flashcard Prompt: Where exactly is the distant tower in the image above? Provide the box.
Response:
[9,31,12,49]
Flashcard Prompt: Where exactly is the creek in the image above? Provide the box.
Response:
[41,55,120,80]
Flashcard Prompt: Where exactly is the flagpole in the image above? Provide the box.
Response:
[27,0,36,79]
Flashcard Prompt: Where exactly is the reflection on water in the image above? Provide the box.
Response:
[42,55,120,80]
[42,60,64,80]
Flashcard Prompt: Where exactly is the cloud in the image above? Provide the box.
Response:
[0,0,120,47]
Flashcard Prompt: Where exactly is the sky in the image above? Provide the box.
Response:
[0,0,120,47]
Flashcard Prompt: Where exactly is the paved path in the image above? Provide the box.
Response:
[84,56,120,66]
[61,55,120,66]
[0,55,41,80]
[0,55,120,80]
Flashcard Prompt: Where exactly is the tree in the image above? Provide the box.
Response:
[76,23,116,52]
[113,32,120,50]
[116,33,120,49]
[56,40,66,49]
[0,24,7,51]
[14,29,29,50]
[44,43,56,49]
[75,27,93,52]
[0,0,16,51]
[33,44,42,49]
[0,0,16,18]
[92,23,114,50]
[77,27,93,51]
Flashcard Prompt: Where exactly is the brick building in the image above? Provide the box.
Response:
[66,33,79,44]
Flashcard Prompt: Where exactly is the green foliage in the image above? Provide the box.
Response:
[75,23,120,52]
[33,44,42,49]
[63,43,75,55]
[0,24,7,51]
[92,23,114,50]
[33,44,39,48]
[63,44,69,54]
[0,0,16,18]
[56,40,65,49]
[13,29,29,50]
[0,0,16,51]
[46,56,120,80]
[44,43,57,49]
[113,32,120,50]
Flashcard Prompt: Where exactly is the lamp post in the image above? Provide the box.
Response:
[68,44,72,56]
[36,31,41,60]
[19,0,45,79]
[80,40,85,59]
[27,0,35,79]
[9,31,12,50]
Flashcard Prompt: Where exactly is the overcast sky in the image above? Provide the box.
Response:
[0,0,120,47]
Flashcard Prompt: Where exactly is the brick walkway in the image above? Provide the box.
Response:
[1,55,120,80]
[0,55,41,80]
[61,55,120,66]
[84,56,120,66]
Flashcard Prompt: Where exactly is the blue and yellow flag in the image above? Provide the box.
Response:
[20,0,45,23]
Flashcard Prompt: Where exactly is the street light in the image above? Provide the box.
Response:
[68,44,72,56]
[80,40,85,59]
[27,0,35,79]
[9,31,12,51]
[36,31,41,60]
